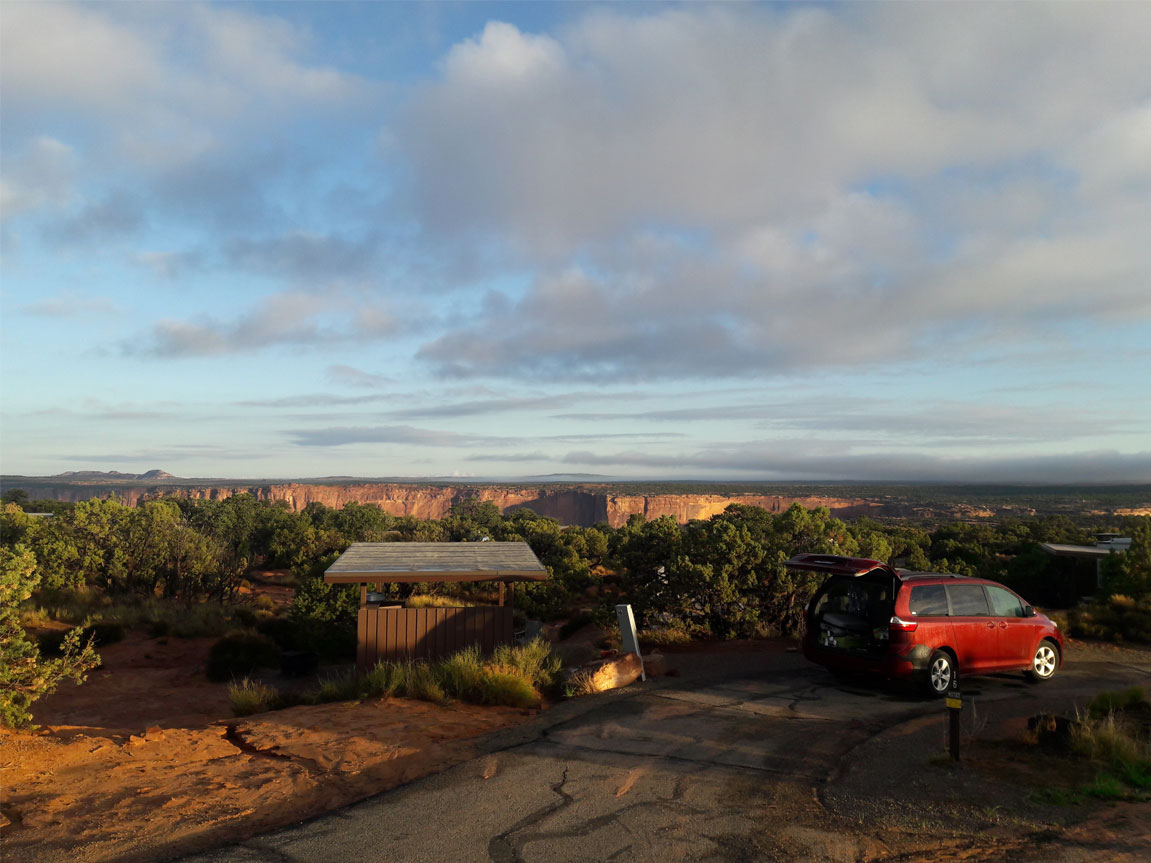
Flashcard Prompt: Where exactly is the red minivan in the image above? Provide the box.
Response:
[785,554,1064,696]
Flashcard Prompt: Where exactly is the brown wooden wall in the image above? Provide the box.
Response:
[356,606,514,669]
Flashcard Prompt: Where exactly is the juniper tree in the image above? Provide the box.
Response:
[0,544,100,727]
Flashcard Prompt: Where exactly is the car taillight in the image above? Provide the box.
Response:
[889,615,918,633]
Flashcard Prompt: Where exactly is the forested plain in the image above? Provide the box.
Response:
[2,490,1150,725]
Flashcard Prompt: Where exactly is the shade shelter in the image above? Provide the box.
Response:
[324,542,548,669]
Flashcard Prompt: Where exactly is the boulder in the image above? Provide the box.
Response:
[583,652,644,692]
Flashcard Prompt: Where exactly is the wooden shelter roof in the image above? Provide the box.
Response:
[323,541,548,584]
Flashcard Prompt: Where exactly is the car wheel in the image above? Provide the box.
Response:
[1026,640,1059,682]
[927,650,954,697]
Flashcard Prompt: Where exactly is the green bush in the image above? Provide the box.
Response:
[1068,597,1151,644]
[255,615,355,661]
[81,621,125,647]
[1088,686,1147,719]
[2,545,100,727]
[207,632,280,682]
[315,670,366,703]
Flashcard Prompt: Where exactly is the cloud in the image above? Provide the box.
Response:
[1,2,381,249]
[235,394,393,409]
[223,230,381,284]
[41,191,145,244]
[561,445,1151,484]
[286,425,513,448]
[129,291,395,357]
[21,294,121,318]
[388,393,590,419]
[133,250,205,280]
[400,7,1151,381]
[1,3,369,166]
[0,137,76,218]
[556,397,1134,446]
[326,365,395,389]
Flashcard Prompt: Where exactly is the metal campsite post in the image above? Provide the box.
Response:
[946,677,962,761]
[616,604,646,682]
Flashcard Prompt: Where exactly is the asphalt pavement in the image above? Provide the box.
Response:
[177,650,1151,863]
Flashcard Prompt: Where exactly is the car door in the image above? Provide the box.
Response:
[984,584,1034,670]
[945,582,997,674]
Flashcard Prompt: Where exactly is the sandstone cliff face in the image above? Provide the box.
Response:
[604,494,882,526]
[10,481,881,527]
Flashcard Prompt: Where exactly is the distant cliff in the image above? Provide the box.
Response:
[0,479,882,527]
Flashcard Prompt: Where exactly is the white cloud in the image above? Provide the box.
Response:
[21,294,121,318]
[131,291,395,357]
[1,2,371,170]
[0,137,76,218]
[442,22,565,86]
[400,6,1151,380]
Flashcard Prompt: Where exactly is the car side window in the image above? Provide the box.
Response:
[909,585,948,616]
[986,585,1024,618]
[946,583,990,616]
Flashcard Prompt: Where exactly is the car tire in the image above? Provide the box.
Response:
[1026,639,1059,683]
[927,650,954,697]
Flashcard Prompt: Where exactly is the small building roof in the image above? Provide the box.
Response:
[324,541,548,584]
[1040,543,1115,560]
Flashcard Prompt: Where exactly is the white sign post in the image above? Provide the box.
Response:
[616,603,645,682]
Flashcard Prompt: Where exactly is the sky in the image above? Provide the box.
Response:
[1,1,1149,484]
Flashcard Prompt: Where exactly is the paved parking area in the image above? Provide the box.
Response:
[178,655,1151,863]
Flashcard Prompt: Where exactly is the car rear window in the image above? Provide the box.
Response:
[987,585,1024,617]
[947,583,990,616]
[812,576,894,625]
[909,584,948,616]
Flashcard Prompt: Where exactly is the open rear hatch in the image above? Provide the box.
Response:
[785,554,901,657]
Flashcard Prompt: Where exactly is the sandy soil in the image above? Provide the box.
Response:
[1,633,531,863]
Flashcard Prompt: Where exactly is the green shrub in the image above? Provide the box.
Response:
[405,662,448,705]
[315,671,366,703]
[232,606,259,628]
[558,612,593,640]
[81,621,125,647]
[228,677,280,717]
[2,545,100,727]
[362,661,405,698]
[253,594,277,611]
[435,647,485,699]
[36,630,70,656]
[1068,598,1151,644]
[1083,774,1127,800]
[207,632,280,682]
[1088,687,1147,719]
[255,615,355,661]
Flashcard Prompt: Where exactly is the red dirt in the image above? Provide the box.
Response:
[1,632,531,863]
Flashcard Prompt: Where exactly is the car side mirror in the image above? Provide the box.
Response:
[1022,605,1036,618]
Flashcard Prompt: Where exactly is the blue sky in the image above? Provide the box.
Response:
[2,1,1149,483]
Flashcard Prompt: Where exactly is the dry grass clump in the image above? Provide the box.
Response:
[1064,687,1151,799]
[228,678,281,717]
[637,626,693,648]
[225,639,566,716]
[564,669,599,697]
[405,595,480,609]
